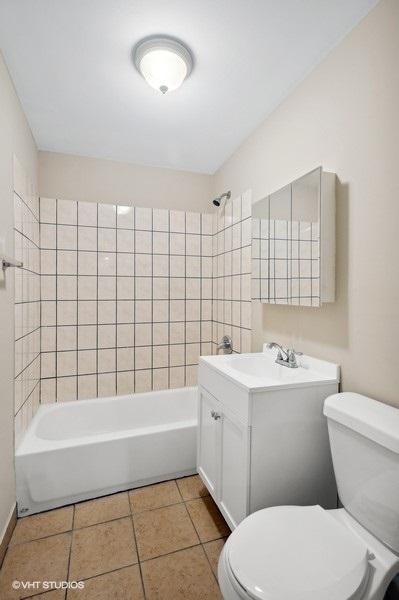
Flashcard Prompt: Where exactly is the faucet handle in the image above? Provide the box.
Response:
[287,349,303,367]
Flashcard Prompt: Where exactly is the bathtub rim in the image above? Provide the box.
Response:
[16,385,198,457]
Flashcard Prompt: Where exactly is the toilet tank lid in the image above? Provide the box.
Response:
[324,393,399,454]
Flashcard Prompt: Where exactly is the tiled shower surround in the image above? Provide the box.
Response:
[38,193,251,403]
[14,190,251,418]
[40,199,215,402]
[13,158,41,445]
[212,191,252,354]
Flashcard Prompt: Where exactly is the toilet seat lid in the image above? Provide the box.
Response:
[227,505,370,600]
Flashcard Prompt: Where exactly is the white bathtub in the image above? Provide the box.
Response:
[16,387,197,515]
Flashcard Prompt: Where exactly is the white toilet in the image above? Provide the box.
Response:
[218,392,399,600]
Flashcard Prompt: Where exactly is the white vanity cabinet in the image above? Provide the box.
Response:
[198,386,250,527]
[197,349,340,530]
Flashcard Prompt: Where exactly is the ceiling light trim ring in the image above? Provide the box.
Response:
[134,35,193,94]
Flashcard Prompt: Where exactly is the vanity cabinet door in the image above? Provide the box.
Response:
[219,410,250,528]
[197,387,221,497]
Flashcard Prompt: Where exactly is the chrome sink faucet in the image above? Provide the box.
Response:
[217,335,233,354]
[266,342,303,368]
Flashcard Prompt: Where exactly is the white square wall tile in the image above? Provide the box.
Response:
[57,350,77,377]
[117,348,134,371]
[186,234,200,256]
[57,326,77,351]
[170,322,184,344]
[135,346,151,370]
[98,324,116,348]
[78,228,97,251]
[186,365,198,386]
[77,349,97,375]
[40,378,56,403]
[170,233,185,255]
[78,201,98,226]
[201,213,213,235]
[57,199,77,225]
[153,209,169,232]
[153,368,168,390]
[153,300,169,322]
[78,300,97,325]
[169,366,184,389]
[98,203,116,228]
[135,300,152,323]
[117,229,134,253]
[57,275,77,300]
[135,207,152,230]
[57,377,77,402]
[135,254,152,276]
[135,370,151,393]
[170,210,185,232]
[98,228,116,252]
[98,348,116,373]
[98,300,116,324]
[117,323,134,347]
[41,250,56,274]
[41,275,56,300]
[153,232,169,254]
[152,345,168,368]
[41,352,56,378]
[41,326,56,352]
[117,300,134,323]
[117,205,134,229]
[117,253,134,276]
[170,344,185,367]
[153,255,169,278]
[135,230,152,253]
[40,198,57,223]
[152,277,169,300]
[98,252,116,276]
[186,212,200,234]
[135,323,152,346]
[153,323,168,345]
[98,373,116,397]
[78,251,97,275]
[117,370,134,394]
[78,374,97,400]
[41,224,56,249]
[98,276,116,300]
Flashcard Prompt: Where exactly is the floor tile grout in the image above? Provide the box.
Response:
[66,504,75,583]
[2,476,226,599]
[129,513,147,599]
[6,493,212,548]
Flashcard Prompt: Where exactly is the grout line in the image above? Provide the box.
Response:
[65,504,75,583]
[129,512,147,599]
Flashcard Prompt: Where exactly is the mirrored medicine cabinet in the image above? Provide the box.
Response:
[251,166,335,307]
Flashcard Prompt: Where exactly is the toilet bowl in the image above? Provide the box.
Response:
[218,393,399,600]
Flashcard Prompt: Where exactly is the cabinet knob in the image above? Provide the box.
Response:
[211,410,221,420]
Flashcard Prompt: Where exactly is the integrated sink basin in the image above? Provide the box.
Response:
[200,344,339,392]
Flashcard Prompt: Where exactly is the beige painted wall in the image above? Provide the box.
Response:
[39,151,213,212]
[0,53,38,540]
[214,0,399,407]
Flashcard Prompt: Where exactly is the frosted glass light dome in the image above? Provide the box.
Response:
[134,37,193,94]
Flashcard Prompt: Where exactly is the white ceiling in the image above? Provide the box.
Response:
[0,0,377,174]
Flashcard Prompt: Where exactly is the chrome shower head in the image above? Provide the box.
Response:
[212,191,231,208]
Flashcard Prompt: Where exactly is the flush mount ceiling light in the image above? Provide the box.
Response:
[134,36,193,94]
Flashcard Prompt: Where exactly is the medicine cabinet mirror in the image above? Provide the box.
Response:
[251,167,335,307]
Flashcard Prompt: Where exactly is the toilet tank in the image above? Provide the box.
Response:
[324,393,399,554]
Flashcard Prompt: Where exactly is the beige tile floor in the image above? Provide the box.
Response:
[0,476,229,600]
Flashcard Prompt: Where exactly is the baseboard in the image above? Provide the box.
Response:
[0,504,17,567]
